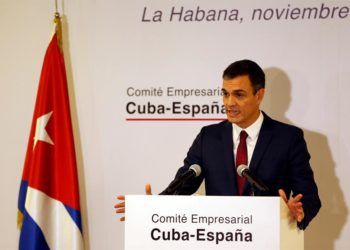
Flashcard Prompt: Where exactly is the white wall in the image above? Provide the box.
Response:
[1,0,349,249]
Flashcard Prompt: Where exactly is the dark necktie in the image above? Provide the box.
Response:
[236,130,248,195]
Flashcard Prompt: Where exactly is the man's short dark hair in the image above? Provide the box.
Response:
[223,59,265,94]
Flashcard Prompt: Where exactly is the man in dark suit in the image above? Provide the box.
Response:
[116,59,321,229]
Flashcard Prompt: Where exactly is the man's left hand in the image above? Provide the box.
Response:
[279,189,305,223]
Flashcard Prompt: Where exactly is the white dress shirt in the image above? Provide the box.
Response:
[232,111,264,168]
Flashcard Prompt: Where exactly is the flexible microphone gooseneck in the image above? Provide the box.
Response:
[237,164,269,192]
[159,164,201,195]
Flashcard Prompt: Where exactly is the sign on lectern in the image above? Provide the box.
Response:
[125,195,303,250]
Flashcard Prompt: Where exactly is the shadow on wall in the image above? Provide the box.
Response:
[262,67,348,250]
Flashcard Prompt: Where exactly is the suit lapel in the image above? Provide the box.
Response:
[221,121,239,195]
[243,113,274,194]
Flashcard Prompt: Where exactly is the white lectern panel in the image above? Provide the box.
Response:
[125,195,282,250]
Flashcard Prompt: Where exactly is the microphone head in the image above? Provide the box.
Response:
[189,164,201,177]
[237,164,248,177]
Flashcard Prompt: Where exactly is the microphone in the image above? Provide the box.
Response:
[159,164,201,195]
[237,165,269,192]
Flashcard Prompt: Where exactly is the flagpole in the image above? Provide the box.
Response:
[55,0,58,13]
[54,12,63,51]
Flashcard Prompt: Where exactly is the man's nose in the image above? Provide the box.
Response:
[226,95,237,106]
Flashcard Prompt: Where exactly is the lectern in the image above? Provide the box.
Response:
[125,195,303,250]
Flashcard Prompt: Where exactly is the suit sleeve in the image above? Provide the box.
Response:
[173,128,205,195]
[288,128,321,229]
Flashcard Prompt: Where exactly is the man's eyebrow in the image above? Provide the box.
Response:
[233,89,246,93]
[221,89,246,94]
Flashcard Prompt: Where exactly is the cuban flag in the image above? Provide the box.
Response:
[17,16,84,250]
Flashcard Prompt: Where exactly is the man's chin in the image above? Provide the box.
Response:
[226,116,240,124]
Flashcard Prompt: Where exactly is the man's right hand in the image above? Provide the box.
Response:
[114,184,152,221]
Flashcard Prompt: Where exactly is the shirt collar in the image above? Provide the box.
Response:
[232,111,264,142]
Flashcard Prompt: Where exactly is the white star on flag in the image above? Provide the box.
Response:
[33,111,54,149]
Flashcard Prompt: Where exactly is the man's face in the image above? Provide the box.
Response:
[222,75,265,128]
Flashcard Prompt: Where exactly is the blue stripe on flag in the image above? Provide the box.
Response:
[64,204,83,232]
[19,210,49,250]
[18,180,28,213]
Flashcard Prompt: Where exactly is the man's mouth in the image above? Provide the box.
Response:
[226,109,240,117]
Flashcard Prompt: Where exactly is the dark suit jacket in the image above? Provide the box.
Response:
[175,112,321,229]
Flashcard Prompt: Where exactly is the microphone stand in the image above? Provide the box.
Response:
[250,184,256,196]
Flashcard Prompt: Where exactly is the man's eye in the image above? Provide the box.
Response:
[235,93,245,98]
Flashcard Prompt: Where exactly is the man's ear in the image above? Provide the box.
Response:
[256,88,265,104]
